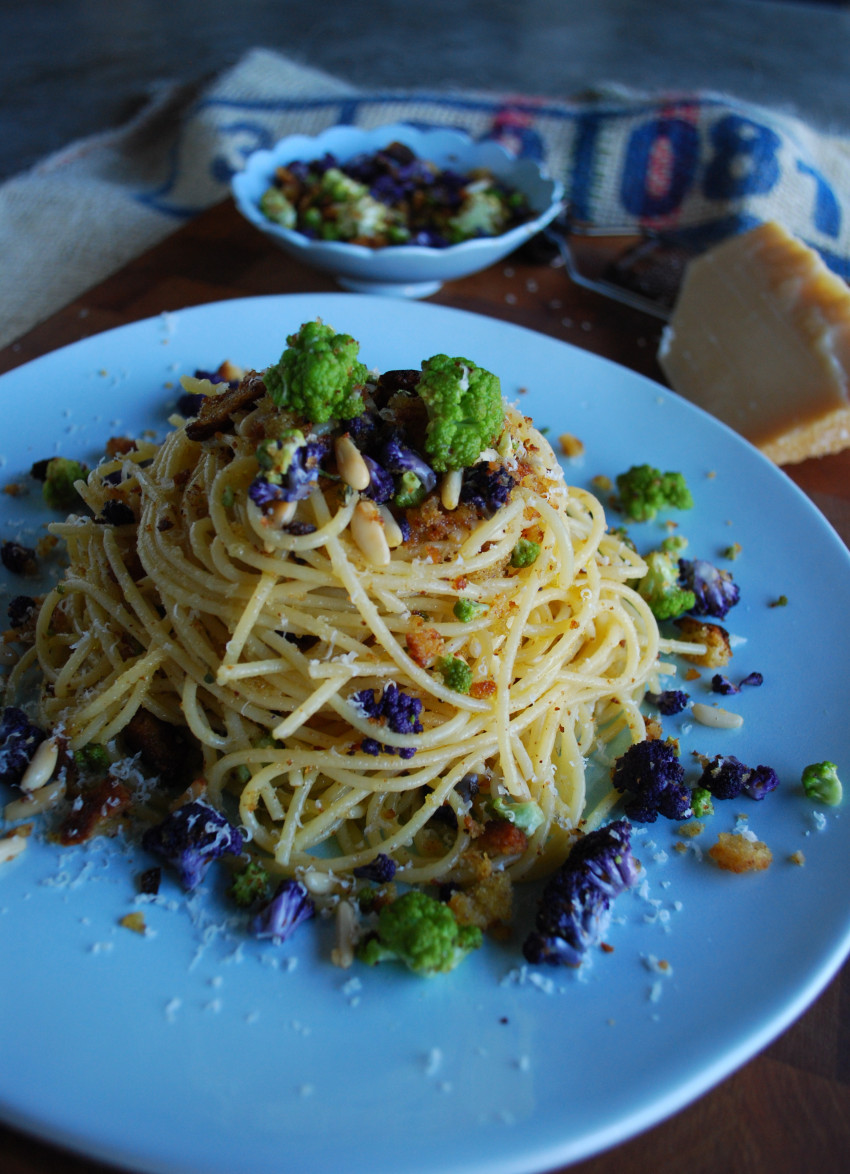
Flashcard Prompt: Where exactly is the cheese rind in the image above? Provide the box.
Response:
[658,221,850,465]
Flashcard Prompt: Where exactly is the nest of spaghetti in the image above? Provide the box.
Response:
[21,323,661,894]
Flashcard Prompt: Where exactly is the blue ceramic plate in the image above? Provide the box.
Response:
[1,294,849,1174]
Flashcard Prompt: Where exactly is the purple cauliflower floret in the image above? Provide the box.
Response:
[353,683,423,734]
[252,878,315,942]
[522,818,639,967]
[381,433,437,493]
[523,871,612,967]
[611,739,691,822]
[354,686,421,755]
[353,852,398,883]
[8,595,37,629]
[0,707,46,785]
[743,764,780,801]
[678,558,740,619]
[459,463,516,514]
[378,683,424,735]
[645,689,690,715]
[698,754,748,800]
[96,499,136,526]
[564,818,641,898]
[353,683,423,759]
[712,671,763,695]
[249,439,327,505]
[362,455,395,503]
[248,477,285,507]
[176,391,206,418]
[341,410,383,454]
[141,800,243,890]
[698,754,779,802]
[455,771,481,805]
[352,685,422,756]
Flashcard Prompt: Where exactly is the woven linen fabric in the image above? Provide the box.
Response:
[3,45,850,350]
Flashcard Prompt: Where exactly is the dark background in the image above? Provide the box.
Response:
[3,0,850,182]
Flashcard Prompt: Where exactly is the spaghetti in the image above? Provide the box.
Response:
[22,328,664,886]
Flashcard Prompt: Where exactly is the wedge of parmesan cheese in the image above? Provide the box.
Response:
[658,221,850,465]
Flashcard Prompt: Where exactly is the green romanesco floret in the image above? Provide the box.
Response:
[510,538,541,568]
[229,860,270,909]
[448,186,509,241]
[436,655,473,694]
[616,464,694,522]
[453,598,489,623]
[636,549,696,621]
[42,457,88,511]
[73,743,110,773]
[259,186,297,228]
[801,761,843,807]
[416,354,504,471]
[316,168,397,240]
[357,889,483,976]
[319,167,368,203]
[263,320,369,424]
[394,470,428,509]
[690,786,715,818]
[490,795,545,834]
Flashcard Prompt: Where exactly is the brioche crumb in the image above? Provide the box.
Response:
[709,832,772,873]
[644,715,663,741]
[678,820,705,838]
[789,850,806,866]
[120,912,147,934]
[676,617,733,667]
[448,870,513,937]
[558,433,585,458]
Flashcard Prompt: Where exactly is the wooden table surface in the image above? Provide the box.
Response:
[2,200,850,1174]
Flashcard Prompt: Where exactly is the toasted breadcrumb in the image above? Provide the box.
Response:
[0,827,32,864]
[644,715,663,741]
[709,832,772,873]
[789,850,806,866]
[448,870,513,936]
[678,820,705,838]
[120,912,147,934]
[676,617,733,667]
[558,433,585,458]
[405,622,445,668]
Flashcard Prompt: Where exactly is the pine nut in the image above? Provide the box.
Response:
[301,868,342,896]
[376,503,404,548]
[20,737,59,794]
[691,703,744,729]
[269,499,297,527]
[351,500,391,565]
[335,434,371,491]
[440,469,464,511]
[331,899,360,969]
[5,778,66,822]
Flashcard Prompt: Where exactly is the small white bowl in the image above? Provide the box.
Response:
[231,123,564,298]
